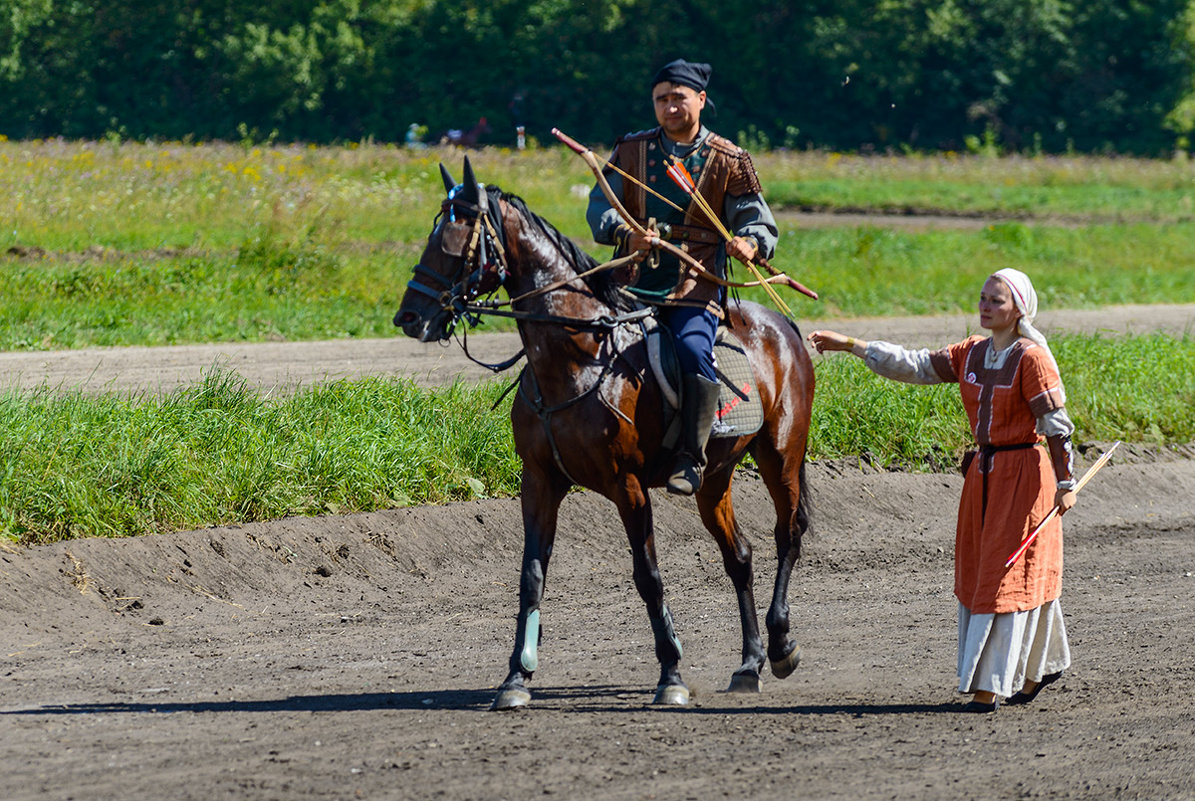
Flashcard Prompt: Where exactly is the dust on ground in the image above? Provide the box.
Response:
[2,452,1193,800]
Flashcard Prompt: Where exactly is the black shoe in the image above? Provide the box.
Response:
[961,699,999,714]
[1006,671,1063,705]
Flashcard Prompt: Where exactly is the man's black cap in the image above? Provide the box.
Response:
[651,59,712,93]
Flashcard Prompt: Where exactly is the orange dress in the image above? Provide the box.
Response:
[928,336,1067,614]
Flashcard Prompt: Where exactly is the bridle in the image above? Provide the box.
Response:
[399,174,660,483]
[404,183,511,335]
[405,185,652,336]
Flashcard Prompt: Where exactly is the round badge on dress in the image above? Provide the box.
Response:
[966,372,977,383]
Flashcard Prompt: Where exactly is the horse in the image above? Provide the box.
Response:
[439,116,490,148]
[394,158,814,710]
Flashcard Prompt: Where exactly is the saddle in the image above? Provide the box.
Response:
[645,318,764,446]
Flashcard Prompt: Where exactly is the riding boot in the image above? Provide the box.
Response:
[667,374,722,496]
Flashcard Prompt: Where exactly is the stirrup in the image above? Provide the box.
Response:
[667,456,703,496]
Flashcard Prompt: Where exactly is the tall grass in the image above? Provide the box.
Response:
[763,152,1195,221]
[4,142,1195,350]
[0,369,519,544]
[6,142,1195,253]
[3,334,1191,544]
[0,241,419,349]
[4,142,1193,544]
[5,223,1195,349]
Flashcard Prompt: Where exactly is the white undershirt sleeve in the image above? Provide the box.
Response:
[863,341,944,385]
[1037,407,1075,438]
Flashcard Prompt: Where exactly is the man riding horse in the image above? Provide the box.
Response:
[586,58,779,496]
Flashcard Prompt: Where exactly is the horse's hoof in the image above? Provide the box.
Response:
[726,672,762,693]
[652,683,690,705]
[769,646,802,679]
[489,687,531,711]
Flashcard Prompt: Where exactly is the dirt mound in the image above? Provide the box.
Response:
[3,455,1194,800]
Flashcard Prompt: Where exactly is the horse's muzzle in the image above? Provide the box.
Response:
[394,307,450,342]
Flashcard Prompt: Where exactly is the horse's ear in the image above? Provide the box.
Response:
[458,156,480,204]
[439,163,456,194]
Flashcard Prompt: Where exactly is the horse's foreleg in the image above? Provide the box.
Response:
[620,482,688,705]
[491,471,567,711]
[696,468,766,692]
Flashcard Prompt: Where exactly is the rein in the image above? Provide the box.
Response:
[406,179,672,486]
[406,191,656,350]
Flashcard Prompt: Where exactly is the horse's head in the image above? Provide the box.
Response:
[394,157,509,342]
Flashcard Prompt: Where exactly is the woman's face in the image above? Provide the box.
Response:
[978,277,1021,333]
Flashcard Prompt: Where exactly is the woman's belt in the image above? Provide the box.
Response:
[975,441,1040,524]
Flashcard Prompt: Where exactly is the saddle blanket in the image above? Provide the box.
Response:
[648,325,764,440]
[710,329,763,439]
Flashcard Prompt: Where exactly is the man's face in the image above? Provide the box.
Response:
[653,82,705,140]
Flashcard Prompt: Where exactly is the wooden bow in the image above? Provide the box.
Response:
[664,155,817,300]
[551,127,812,298]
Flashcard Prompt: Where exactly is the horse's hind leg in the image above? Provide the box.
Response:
[619,479,689,705]
[752,439,810,680]
[696,467,767,692]
[491,470,568,711]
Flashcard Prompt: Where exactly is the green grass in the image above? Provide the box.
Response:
[770,222,1195,318]
[761,151,1195,221]
[3,334,1191,545]
[6,223,1195,349]
[0,369,520,544]
[5,218,1195,350]
[0,242,419,349]
[4,143,1195,351]
[4,141,1194,544]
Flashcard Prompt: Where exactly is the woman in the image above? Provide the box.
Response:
[808,268,1077,713]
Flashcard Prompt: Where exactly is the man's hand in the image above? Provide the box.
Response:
[726,235,758,265]
[628,230,660,262]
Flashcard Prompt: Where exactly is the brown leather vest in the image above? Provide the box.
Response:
[608,128,763,307]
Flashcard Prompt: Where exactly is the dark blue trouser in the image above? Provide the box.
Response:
[660,305,718,382]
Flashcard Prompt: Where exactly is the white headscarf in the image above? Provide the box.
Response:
[991,267,1066,402]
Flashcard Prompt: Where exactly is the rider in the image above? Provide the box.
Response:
[586,58,779,495]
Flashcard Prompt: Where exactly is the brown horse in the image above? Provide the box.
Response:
[394,159,814,710]
[439,116,491,148]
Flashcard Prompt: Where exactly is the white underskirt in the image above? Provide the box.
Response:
[957,598,1071,697]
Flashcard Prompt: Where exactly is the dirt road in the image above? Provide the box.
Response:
[2,304,1192,395]
[2,307,1194,800]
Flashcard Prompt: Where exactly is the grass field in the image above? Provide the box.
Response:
[2,141,1193,543]
[3,141,1195,348]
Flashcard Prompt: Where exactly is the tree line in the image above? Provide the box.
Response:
[2,0,1193,154]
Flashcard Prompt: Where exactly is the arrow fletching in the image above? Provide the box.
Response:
[666,161,693,194]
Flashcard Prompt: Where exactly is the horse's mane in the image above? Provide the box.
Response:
[493,187,634,312]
